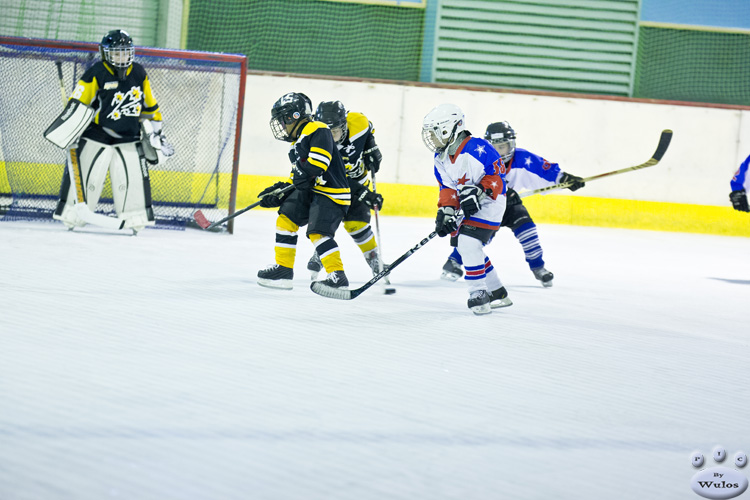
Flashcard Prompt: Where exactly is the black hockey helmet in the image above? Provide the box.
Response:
[484,121,516,164]
[315,101,348,144]
[100,29,134,80]
[270,92,313,142]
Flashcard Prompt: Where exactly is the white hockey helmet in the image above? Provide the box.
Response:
[421,103,466,153]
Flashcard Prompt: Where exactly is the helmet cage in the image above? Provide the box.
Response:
[100,30,134,76]
[270,93,312,142]
[421,104,465,154]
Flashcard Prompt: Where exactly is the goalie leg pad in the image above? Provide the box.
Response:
[110,142,155,229]
[80,140,114,209]
[44,99,95,149]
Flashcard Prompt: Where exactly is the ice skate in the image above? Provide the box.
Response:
[490,287,513,308]
[467,289,491,315]
[364,249,388,276]
[440,258,463,281]
[318,270,349,289]
[531,266,554,287]
[257,264,293,290]
[307,252,323,280]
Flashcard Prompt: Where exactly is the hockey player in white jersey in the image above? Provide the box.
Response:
[422,104,513,315]
[730,154,750,212]
[440,121,585,287]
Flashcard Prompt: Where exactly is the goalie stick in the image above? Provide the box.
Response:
[311,230,439,300]
[370,173,396,295]
[519,129,673,198]
[55,61,127,230]
[193,183,295,230]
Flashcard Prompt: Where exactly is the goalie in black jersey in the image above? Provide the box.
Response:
[306,101,385,279]
[256,92,352,291]
[45,29,173,233]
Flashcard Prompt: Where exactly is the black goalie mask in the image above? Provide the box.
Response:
[99,29,135,81]
[270,92,313,142]
[315,101,348,145]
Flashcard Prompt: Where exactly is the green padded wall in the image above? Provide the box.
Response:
[186,0,425,81]
[634,25,750,106]
[430,0,641,96]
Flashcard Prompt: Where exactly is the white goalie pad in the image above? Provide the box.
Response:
[44,99,95,149]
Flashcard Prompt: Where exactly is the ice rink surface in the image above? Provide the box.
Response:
[1,211,748,500]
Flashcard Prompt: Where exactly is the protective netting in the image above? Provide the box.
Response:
[634,26,750,106]
[0,38,245,230]
[186,0,424,81]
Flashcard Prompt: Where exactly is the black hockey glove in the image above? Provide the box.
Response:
[560,172,585,191]
[458,185,487,217]
[292,164,323,191]
[505,188,521,207]
[258,181,292,208]
[357,189,384,210]
[435,206,459,237]
[363,145,382,174]
[730,189,749,212]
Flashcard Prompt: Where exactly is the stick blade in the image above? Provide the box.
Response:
[652,129,673,162]
[192,210,211,229]
[310,282,355,300]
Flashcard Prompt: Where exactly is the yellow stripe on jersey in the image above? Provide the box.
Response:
[70,78,99,107]
[141,76,163,121]
[346,112,371,142]
[313,186,351,206]
[298,120,329,139]
[309,147,331,160]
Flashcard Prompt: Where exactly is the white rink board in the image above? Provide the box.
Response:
[239,74,750,206]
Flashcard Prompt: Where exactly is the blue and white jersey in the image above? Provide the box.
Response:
[730,154,750,192]
[505,147,564,192]
[433,135,507,231]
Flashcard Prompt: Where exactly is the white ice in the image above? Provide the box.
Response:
[1,212,748,500]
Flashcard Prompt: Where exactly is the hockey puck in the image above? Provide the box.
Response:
[384,288,397,295]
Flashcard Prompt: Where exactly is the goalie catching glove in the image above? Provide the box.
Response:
[258,181,293,208]
[730,189,749,212]
[357,189,383,210]
[141,120,175,165]
[435,206,459,237]
[458,185,488,217]
[559,172,585,191]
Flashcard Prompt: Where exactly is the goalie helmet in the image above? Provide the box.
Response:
[99,29,134,81]
[270,92,313,142]
[421,103,465,154]
[484,121,516,164]
[315,101,348,145]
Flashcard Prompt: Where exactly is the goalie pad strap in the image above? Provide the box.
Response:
[44,99,95,149]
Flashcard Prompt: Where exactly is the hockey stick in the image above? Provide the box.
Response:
[55,61,126,230]
[519,129,673,198]
[193,183,295,230]
[370,173,396,295]
[311,230,439,300]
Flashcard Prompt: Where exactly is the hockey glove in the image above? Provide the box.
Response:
[560,172,585,191]
[435,206,459,237]
[357,189,384,210]
[505,188,521,207]
[730,189,749,212]
[258,181,292,208]
[363,145,382,174]
[458,185,487,217]
[292,164,323,191]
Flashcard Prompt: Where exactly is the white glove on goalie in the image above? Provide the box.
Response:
[141,120,175,164]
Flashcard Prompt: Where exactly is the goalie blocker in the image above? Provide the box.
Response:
[43,99,94,149]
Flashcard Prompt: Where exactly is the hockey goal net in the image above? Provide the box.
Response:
[0,36,247,232]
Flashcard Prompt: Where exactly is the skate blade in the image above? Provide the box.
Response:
[257,279,293,290]
[470,304,492,315]
[440,271,462,282]
[491,298,513,309]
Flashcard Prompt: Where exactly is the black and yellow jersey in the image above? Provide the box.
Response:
[338,112,375,191]
[290,121,350,206]
[70,61,162,144]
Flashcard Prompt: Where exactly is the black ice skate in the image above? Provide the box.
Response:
[319,270,349,289]
[257,264,293,290]
[307,252,323,280]
[490,287,513,308]
[467,289,491,315]
[531,266,554,287]
[440,258,463,281]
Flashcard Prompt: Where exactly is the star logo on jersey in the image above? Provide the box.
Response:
[107,86,143,121]
[525,157,532,167]
[457,174,470,186]
[475,144,485,155]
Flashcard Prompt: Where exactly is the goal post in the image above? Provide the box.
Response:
[0,36,247,233]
